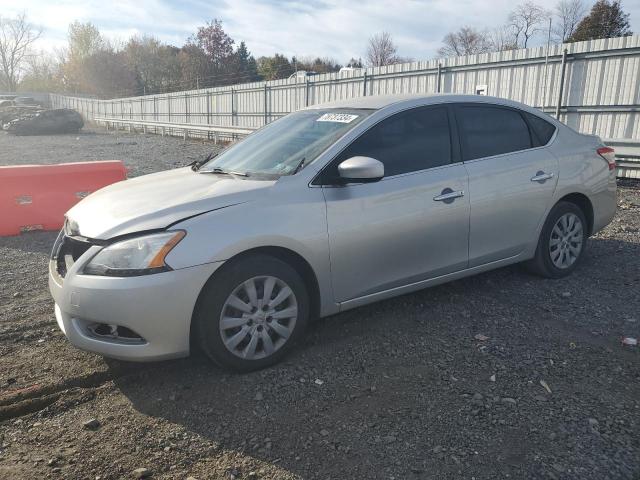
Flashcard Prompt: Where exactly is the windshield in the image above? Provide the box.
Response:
[200,108,373,176]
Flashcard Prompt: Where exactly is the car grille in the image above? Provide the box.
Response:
[51,230,95,278]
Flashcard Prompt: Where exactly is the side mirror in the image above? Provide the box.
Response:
[337,156,384,183]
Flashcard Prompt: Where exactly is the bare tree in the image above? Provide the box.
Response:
[438,27,493,57]
[489,25,520,51]
[366,32,398,67]
[508,2,550,48]
[0,13,41,91]
[553,0,587,42]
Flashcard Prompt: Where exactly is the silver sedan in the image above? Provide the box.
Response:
[49,94,617,371]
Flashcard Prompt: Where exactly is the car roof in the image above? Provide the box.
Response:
[304,93,540,113]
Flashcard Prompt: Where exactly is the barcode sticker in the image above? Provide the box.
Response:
[316,113,359,123]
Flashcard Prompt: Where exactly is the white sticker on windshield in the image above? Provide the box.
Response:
[316,113,359,123]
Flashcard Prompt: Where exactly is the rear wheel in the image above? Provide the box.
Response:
[194,254,309,372]
[526,201,587,278]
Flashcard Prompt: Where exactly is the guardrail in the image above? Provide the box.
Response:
[93,117,256,143]
[605,139,640,180]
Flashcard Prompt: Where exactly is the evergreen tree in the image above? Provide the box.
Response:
[568,0,632,42]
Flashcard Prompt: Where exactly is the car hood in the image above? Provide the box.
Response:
[66,167,274,240]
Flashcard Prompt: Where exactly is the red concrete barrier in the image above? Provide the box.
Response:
[0,161,127,236]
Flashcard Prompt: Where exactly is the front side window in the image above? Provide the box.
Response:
[200,108,372,177]
[318,106,452,183]
[456,106,532,161]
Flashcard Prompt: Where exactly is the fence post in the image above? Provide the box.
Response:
[263,83,268,126]
[305,78,310,106]
[206,91,211,139]
[185,92,189,123]
[362,72,367,97]
[437,63,442,93]
[231,88,235,126]
[555,48,568,119]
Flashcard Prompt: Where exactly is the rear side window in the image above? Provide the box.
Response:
[331,106,452,178]
[456,106,532,161]
[524,112,556,146]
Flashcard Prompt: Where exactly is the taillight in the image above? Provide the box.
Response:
[597,146,616,171]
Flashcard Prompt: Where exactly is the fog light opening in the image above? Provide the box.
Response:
[86,322,146,344]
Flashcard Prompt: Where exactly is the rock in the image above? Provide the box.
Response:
[432,445,443,453]
[472,393,483,400]
[82,419,100,430]
[383,435,397,444]
[587,418,599,426]
[320,429,330,437]
[490,374,496,382]
[226,467,241,479]
[254,391,263,401]
[561,292,572,298]
[501,397,517,406]
[132,467,152,479]
[13,292,22,298]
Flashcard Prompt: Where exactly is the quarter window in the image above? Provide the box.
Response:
[524,112,556,146]
[457,106,532,161]
[327,106,452,180]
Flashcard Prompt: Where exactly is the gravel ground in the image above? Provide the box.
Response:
[0,128,639,480]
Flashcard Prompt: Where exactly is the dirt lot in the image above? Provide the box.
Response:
[1,128,639,480]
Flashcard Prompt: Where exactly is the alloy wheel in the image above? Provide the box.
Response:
[549,212,583,269]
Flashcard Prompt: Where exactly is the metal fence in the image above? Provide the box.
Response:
[50,34,640,144]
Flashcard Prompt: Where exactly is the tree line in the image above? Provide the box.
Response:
[0,0,632,98]
[1,17,354,98]
[437,0,632,57]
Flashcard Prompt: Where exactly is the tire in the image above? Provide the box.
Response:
[194,254,309,372]
[526,201,588,278]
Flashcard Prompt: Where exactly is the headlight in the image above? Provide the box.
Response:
[83,231,185,277]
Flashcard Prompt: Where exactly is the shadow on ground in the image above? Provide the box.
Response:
[112,237,640,479]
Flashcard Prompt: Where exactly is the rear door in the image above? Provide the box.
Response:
[455,104,559,267]
[318,105,470,302]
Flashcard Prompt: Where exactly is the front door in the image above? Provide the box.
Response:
[318,106,470,303]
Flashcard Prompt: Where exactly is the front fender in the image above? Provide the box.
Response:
[165,189,337,316]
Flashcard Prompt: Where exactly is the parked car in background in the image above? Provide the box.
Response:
[49,94,617,371]
[5,109,83,135]
[14,96,40,106]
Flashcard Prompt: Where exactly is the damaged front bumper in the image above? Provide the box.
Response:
[48,233,221,362]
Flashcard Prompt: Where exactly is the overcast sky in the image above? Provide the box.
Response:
[2,0,639,62]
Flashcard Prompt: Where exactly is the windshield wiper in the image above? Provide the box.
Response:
[189,151,218,171]
[202,167,249,177]
[291,157,306,175]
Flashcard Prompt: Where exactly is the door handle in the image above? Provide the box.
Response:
[433,189,465,202]
[530,171,554,183]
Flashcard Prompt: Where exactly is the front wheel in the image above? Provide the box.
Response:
[194,254,309,372]
[526,201,588,279]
